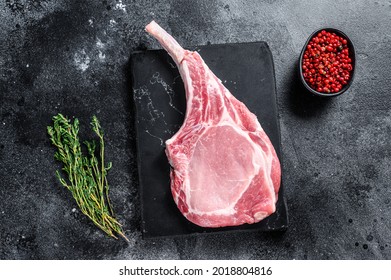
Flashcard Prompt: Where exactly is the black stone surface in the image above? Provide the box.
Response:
[0,0,390,259]
[132,42,287,238]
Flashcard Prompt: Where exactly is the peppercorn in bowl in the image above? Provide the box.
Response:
[299,28,356,97]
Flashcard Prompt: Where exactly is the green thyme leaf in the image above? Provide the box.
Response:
[47,114,128,241]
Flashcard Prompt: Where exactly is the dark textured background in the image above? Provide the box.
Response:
[0,0,390,260]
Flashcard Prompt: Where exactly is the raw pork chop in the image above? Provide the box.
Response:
[145,21,281,228]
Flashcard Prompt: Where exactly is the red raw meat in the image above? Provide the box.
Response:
[145,21,281,228]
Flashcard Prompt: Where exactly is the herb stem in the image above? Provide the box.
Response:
[47,114,127,241]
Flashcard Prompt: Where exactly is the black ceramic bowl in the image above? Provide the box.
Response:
[299,28,356,97]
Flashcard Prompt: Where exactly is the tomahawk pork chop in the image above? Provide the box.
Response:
[145,21,281,228]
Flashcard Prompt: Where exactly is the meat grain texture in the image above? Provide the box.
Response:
[146,21,281,227]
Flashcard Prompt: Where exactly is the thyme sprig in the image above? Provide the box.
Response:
[47,114,128,241]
